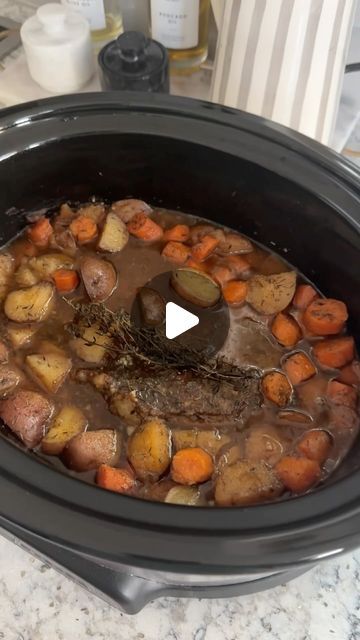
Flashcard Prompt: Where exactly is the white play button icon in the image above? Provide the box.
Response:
[165,302,199,340]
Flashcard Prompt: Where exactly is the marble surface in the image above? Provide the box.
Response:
[1,535,360,640]
[0,2,360,638]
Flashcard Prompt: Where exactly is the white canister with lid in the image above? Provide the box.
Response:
[20,3,94,93]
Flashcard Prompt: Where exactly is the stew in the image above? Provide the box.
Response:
[0,199,358,507]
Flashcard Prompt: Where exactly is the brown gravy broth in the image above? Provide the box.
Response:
[0,201,358,506]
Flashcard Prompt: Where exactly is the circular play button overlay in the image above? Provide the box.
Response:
[131,270,230,360]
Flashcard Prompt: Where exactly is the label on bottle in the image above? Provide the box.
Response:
[61,0,106,31]
[151,0,200,50]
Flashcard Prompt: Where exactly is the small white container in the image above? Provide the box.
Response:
[21,3,94,94]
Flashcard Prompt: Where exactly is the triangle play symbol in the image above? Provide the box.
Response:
[165,302,199,340]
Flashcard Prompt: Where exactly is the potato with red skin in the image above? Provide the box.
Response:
[0,390,53,448]
[327,380,358,409]
[111,199,152,223]
[215,460,283,506]
[63,429,121,471]
[80,256,117,302]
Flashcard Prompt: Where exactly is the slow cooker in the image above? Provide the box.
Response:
[0,93,359,614]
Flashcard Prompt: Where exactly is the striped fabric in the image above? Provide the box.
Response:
[211,0,356,145]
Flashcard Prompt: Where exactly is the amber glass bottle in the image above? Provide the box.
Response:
[150,0,210,73]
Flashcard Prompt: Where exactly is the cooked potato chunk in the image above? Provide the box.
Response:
[63,429,121,471]
[28,253,74,278]
[0,341,8,364]
[165,485,205,505]
[0,365,21,397]
[15,265,39,287]
[246,271,297,315]
[98,212,129,253]
[4,282,54,323]
[244,425,285,466]
[70,324,111,364]
[215,460,283,506]
[217,233,253,255]
[138,287,165,326]
[171,268,221,308]
[173,429,231,456]
[0,389,53,448]
[80,256,117,302]
[127,418,171,480]
[0,253,14,300]
[111,199,152,223]
[26,352,72,393]
[41,405,87,455]
[7,323,37,348]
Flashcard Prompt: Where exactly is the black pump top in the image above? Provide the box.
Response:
[98,31,169,93]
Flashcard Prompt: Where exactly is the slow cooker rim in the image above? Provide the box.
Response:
[0,92,359,563]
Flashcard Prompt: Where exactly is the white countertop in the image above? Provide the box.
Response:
[0,2,360,638]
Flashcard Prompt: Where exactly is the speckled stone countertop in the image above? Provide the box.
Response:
[1,536,360,640]
[1,2,360,639]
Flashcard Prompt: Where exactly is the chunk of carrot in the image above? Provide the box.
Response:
[275,456,321,492]
[303,298,348,335]
[262,371,292,407]
[297,430,332,464]
[210,265,232,287]
[191,234,219,261]
[337,361,360,386]
[161,241,190,265]
[222,280,248,305]
[185,258,208,273]
[53,269,80,293]
[127,213,163,242]
[224,255,250,277]
[271,312,302,347]
[28,217,53,247]
[313,336,354,369]
[328,405,359,431]
[96,465,136,494]
[163,224,190,243]
[327,380,358,409]
[69,215,97,244]
[292,284,318,309]
[171,447,214,485]
[283,352,316,385]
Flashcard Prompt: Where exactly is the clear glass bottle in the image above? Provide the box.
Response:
[61,0,124,49]
[150,0,210,74]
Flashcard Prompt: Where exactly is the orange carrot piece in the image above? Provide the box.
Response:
[161,241,190,265]
[127,213,163,242]
[96,465,136,494]
[224,255,250,277]
[171,447,214,485]
[69,215,97,244]
[163,224,190,243]
[27,217,53,247]
[210,265,232,287]
[337,361,360,386]
[297,430,332,464]
[185,258,208,273]
[191,234,219,261]
[262,371,292,407]
[313,336,354,369]
[329,405,359,431]
[222,280,248,305]
[327,380,358,409]
[283,352,316,385]
[275,456,321,492]
[271,312,302,347]
[303,298,348,336]
[53,269,80,293]
[292,284,318,309]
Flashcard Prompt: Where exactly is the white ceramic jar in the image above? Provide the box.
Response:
[21,3,94,93]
